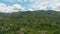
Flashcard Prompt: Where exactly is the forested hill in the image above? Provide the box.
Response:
[0,10,60,34]
[0,10,60,18]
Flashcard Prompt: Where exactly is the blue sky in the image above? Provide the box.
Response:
[0,0,60,12]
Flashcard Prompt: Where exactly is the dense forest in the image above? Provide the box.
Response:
[0,10,60,34]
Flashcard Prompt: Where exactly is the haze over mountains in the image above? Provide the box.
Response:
[0,10,60,19]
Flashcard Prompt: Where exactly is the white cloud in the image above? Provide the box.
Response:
[29,2,50,10]
[27,0,60,11]
[0,3,24,13]
[4,0,25,2]
[1,0,60,12]
[28,9,34,11]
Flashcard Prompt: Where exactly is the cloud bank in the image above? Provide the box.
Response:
[0,0,60,12]
[0,3,24,13]
[28,0,60,11]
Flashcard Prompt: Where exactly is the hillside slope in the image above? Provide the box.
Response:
[0,10,60,34]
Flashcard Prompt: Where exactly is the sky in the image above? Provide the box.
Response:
[0,0,60,13]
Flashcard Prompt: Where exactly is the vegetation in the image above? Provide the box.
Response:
[0,10,60,34]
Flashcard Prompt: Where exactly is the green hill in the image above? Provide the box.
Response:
[0,10,60,34]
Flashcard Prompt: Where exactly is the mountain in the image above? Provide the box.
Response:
[0,10,60,34]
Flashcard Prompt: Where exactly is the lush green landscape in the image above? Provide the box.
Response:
[0,10,60,34]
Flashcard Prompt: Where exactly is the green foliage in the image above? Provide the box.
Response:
[0,10,60,34]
